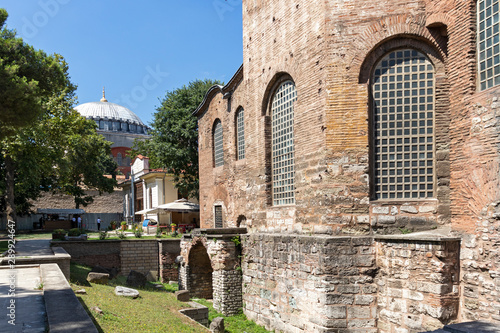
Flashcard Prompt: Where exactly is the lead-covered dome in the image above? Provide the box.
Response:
[75,90,149,134]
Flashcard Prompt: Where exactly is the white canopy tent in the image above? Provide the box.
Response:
[135,199,199,227]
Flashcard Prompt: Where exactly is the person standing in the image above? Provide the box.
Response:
[97,217,101,231]
[77,216,82,229]
[72,216,76,228]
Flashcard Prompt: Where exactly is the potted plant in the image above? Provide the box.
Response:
[171,223,176,233]
[110,221,117,230]
[52,229,66,240]
[121,221,127,231]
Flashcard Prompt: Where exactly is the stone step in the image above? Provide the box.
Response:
[421,321,500,333]
[443,321,500,333]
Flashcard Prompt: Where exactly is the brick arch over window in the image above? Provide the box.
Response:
[353,14,449,82]
[362,40,450,212]
[213,119,223,168]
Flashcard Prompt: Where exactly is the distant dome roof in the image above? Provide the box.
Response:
[75,101,145,126]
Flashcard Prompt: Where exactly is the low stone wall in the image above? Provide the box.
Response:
[241,234,378,333]
[179,301,209,327]
[375,235,461,332]
[120,239,158,277]
[53,239,181,279]
[52,240,121,271]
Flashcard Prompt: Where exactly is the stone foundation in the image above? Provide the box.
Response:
[375,236,460,332]
[241,234,378,333]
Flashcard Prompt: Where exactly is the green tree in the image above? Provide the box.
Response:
[135,79,222,200]
[0,9,117,220]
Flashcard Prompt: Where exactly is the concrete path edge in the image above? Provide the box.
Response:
[41,263,98,333]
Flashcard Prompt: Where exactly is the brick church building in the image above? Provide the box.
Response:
[181,0,500,332]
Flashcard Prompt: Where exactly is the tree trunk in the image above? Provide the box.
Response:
[4,153,17,225]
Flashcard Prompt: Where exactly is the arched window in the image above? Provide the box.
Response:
[213,119,224,167]
[272,81,296,206]
[117,153,122,166]
[478,0,500,90]
[99,120,104,130]
[371,49,435,200]
[236,108,245,160]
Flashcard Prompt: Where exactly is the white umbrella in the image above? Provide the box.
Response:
[155,198,200,212]
[155,198,199,226]
[135,207,165,215]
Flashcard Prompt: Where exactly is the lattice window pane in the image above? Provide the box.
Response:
[236,109,245,160]
[372,49,435,200]
[272,81,296,205]
[214,205,223,228]
[478,0,500,90]
[214,120,224,167]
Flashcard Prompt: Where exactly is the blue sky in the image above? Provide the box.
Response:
[0,0,243,125]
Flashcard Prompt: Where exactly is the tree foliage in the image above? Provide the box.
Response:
[0,9,117,217]
[134,79,222,200]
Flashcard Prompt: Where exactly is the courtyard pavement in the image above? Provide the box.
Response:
[0,238,51,332]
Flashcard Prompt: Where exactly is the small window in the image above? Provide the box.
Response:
[117,153,122,166]
[236,108,245,160]
[99,120,104,130]
[214,205,223,228]
[213,120,224,167]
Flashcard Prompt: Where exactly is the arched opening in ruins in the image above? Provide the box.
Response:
[187,242,213,299]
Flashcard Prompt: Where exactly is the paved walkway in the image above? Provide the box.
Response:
[0,266,46,332]
[0,239,53,332]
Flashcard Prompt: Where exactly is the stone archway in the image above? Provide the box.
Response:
[187,241,213,299]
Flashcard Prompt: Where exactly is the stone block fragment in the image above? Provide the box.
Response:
[176,290,190,302]
[87,272,109,285]
[115,286,139,298]
[209,317,224,333]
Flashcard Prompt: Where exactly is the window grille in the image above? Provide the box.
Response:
[214,120,224,167]
[214,205,223,228]
[236,109,245,160]
[272,81,296,205]
[372,49,435,200]
[478,0,500,90]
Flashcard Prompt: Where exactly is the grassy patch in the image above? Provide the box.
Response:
[70,263,206,333]
[195,299,271,333]
[0,241,7,254]
[14,232,53,240]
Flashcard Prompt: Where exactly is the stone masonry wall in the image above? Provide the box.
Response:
[158,239,181,282]
[120,239,158,277]
[53,240,121,271]
[460,200,500,322]
[242,234,378,333]
[179,234,243,315]
[55,239,171,279]
[376,237,460,332]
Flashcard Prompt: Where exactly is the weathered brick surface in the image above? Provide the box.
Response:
[193,0,500,329]
[158,239,181,282]
[179,235,242,315]
[120,240,158,277]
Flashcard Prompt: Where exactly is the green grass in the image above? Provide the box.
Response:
[195,299,271,333]
[0,240,7,254]
[70,263,207,333]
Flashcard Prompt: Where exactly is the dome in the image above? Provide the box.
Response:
[75,90,149,135]
[75,101,144,126]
